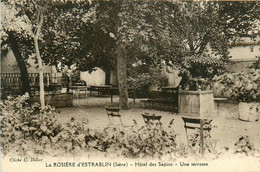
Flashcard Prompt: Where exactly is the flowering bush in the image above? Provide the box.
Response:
[1,94,57,156]
[213,70,260,102]
[128,73,151,91]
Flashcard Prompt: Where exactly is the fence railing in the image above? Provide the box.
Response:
[1,73,69,98]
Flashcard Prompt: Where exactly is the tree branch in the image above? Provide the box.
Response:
[34,12,44,38]
[196,31,210,55]
[1,39,9,48]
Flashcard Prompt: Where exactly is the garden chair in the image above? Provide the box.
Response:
[182,116,215,155]
[105,106,123,126]
[141,113,162,126]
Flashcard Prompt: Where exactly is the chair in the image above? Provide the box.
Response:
[105,106,123,126]
[182,116,213,155]
[141,113,162,126]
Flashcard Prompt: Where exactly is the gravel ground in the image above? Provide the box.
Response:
[56,97,260,152]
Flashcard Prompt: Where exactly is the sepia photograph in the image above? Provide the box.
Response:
[1,0,260,171]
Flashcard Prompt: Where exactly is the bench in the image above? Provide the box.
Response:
[140,98,177,112]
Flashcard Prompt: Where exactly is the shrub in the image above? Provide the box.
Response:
[234,136,256,157]
[178,55,226,90]
[1,95,177,159]
[85,119,177,160]
[128,68,168,97]
[0,94,89,157]
[0,94,58,156]
[212,70,260,102]
[127,73,152,96]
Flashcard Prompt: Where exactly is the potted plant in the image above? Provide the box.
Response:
[231,70,260,122]
[213,70,260,121]
[177,55,226,118]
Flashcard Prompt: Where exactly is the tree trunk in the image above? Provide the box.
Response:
[34,36,45,109]
[187,30,194,54]
[32,12,45,109]
[66,76,70,93]
[116,43,129,109]
[197,32,209,55]
[8,32,31,95]
[105,70,111,85]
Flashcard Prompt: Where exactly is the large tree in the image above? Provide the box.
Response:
[89,1,259,108]
[84,1,181,109]
[1,0,92,108]
[3,0,258,109]
[1,4,32,95]
[39,0,259,109]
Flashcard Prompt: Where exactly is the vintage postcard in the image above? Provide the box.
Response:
[1,0,260,171]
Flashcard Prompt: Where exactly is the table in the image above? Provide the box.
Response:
[161,86,179,93]
[89,85,112,97]
[109,87,136,103]
[69,86,88,99]
[47,83,62,93]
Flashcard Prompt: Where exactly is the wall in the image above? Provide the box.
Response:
[80,68,118,86]
[225,44,260,73]
[229,45,260,60]
[214,100,239,119]
[1,51,20,73]
[80,67,106,86]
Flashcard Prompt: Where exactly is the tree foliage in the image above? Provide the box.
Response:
[2,0,259,71]
[1,0,259,107]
